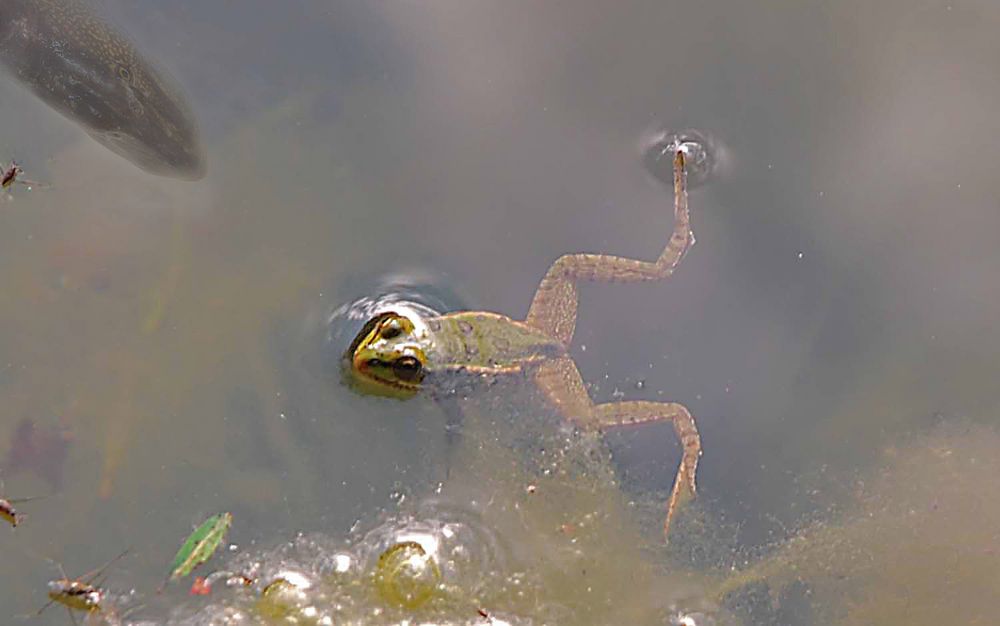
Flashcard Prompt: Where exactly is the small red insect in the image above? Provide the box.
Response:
[188,570,256,596]
[189,577,211,596]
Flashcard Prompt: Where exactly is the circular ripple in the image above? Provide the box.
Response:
[640,127,726,189]
[356,498,514,595]
[374,540,442,608]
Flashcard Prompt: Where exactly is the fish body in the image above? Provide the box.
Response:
[0,0,205,179]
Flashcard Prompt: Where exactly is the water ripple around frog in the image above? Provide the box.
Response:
[640,127,728,189]
[319,267,468,378]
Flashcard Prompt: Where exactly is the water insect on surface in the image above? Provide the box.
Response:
[0,493,47,527]
[345,147,705,541]
[38,548,130,624]
[1,160,48,198]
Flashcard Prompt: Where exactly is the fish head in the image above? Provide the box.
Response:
[82,57,206,180]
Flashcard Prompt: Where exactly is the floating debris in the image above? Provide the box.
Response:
[164,512,233,587]
[188,569,255,596]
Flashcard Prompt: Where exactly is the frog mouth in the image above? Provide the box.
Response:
[342,312,426,398]
[343,356,421,399]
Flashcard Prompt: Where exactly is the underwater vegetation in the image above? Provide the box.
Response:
[4,417,72,490]
[718,421,1000,625]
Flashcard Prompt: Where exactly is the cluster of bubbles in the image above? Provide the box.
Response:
[150,499,724,626]
[155,501,549,626]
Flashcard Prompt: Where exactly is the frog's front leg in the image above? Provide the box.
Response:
[535,356,701,542]
[524,151,693,345]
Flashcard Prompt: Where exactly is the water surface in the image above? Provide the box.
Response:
[2,1,1000,624]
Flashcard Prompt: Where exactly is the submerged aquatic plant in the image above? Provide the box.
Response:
[716,422,1000,625]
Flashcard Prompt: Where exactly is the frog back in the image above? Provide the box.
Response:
[425,312,565,374]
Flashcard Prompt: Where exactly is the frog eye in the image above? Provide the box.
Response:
[118,66,131,81]
[392,356,423,383]
[381,323,403,340]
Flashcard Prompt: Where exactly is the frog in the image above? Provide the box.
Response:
[344,149,702,541]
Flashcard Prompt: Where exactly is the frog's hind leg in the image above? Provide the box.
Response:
[524,151,693,345]
[535,356,701,542]
[592,399,700,541]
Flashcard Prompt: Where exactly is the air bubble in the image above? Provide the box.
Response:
[640,128,723,189]
[667,608,725,626]
[373,541,442,609]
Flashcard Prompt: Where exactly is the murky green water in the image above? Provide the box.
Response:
[2,1,1000,624]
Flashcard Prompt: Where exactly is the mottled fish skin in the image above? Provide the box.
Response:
[0,0,205,179]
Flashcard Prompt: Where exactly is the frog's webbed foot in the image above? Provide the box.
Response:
[524,151,694,345]
[535,357,701,542]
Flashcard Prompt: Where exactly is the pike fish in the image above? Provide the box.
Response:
[0,0,205,179]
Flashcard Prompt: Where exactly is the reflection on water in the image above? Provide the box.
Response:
[2,0,1000,624]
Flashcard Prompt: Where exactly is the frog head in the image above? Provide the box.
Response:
[344,312,427,399]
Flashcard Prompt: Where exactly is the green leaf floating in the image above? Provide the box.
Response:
[166,512,233,583]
